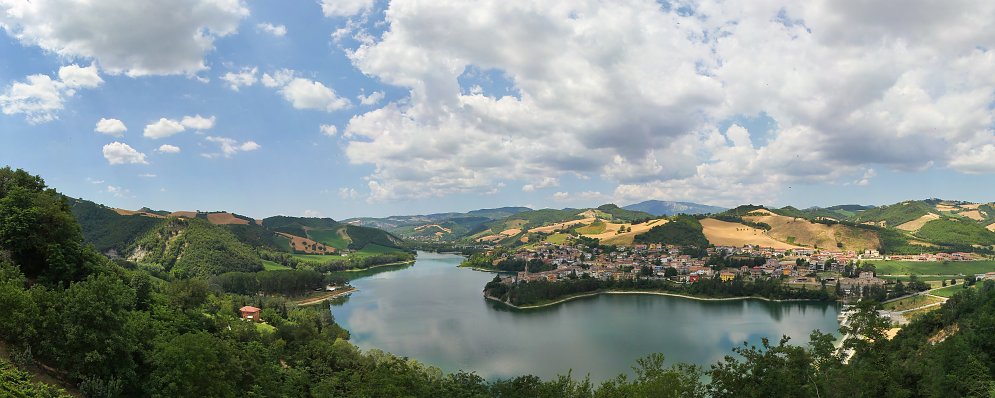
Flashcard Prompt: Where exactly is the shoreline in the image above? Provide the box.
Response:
[338,260,415,272]
[296,287,357,306]
[484,289,827,310]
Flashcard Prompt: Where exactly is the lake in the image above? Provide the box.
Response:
[330,251,841,381]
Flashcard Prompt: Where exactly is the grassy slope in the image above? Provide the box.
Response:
[852,201,934,227]
[871,260,995,276]
[915,218,995,246]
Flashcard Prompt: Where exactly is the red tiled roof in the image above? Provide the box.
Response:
[240,306,261,312]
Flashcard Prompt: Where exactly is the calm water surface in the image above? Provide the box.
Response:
[331,252,840,381]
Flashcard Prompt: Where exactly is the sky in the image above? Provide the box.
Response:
[1,0,995,220]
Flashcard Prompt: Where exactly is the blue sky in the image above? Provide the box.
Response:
[2,0,995,220]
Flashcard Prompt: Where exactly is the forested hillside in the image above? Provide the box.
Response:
[129,218,263,278]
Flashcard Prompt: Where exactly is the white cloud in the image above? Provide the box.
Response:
[261,69,295,88]
[143,118,186,139]
[157,144,181,154]
[0,64,103,123]
[321,0,373,17]
[138,173,157,178]
[0,0,249,76]
[338,187,360,199]
[94,118,127,136]
[86,177,104,184]
[102,142,148,165]
[220,67,258,91]
[522,177,558,192]
[256,23,286,37]
[106,185,129,197]
[279,78,350,111]
[358,90,385,106]
[551,192,570,201]
[204,136,260,158]
[57,64,103,88]
[320,124,338,136]
[239,141,261,151]
[338,0,995,203]
[180,115,216,130]
[303,209,323,217]
[854,169,877,186]
[0,75,66,123]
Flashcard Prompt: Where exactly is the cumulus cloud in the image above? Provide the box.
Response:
[280,78,350,112]
[0,64,103,123]
[180,115,216,130]
[157,144,181,154]
[56,64,103,88]
[204,136,260,158]
[320,124,338,136]
[256,22,287,37]
[102,142,148,165]
[94,118,127,136]
[0,0,249,76]
[220,67,258,91]
[143,118,186,139]
[338,0,995,204]
[358,90,385,106]
[321,0,373,17]
[302,209,323,217]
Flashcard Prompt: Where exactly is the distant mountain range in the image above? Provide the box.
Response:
[622,200,726,216]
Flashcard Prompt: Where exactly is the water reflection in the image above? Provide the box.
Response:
[332,252,841,382]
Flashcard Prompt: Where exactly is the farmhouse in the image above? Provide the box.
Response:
[240,305,261,322]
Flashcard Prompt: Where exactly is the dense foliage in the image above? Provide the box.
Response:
[634,215,709,247]
[211,269,325,296]
[916,218,995,246]
[852,200,933,227]
[67,198,162,253]
[223,223,291,252]
[0,357,72,397]
[343,224,404,250]
[130,218,263,278]
[485,276,832,306]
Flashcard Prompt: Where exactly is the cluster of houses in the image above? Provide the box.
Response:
[489,242,896,296]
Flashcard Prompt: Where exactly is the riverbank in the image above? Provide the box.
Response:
[296,287,357,306]
[339,260,415,272]
[484,289,828,310]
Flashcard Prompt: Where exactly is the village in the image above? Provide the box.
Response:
[489,242,991,297]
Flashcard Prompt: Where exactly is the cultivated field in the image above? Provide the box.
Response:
[871,260,995,276]
[277,232,336,254]
[527,217,596,234]
[206,212,251,225]
[586,219,664,243]
[112,208,165,218]
[743,212,879,251]
[896,213,939,231]
[699,218,802,250]
[959,210,985,221]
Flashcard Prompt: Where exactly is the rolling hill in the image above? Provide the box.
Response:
[68,199,408,277]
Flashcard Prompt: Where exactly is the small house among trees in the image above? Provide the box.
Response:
[240,305,261,322]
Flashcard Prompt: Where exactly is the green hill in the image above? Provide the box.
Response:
[915,218,995,247]
[852,201,934,227]
[261,215,404,251]
[634,215,708,247]
[67,198,162,254]
[595,204,654,222]
[129,218,263,278]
